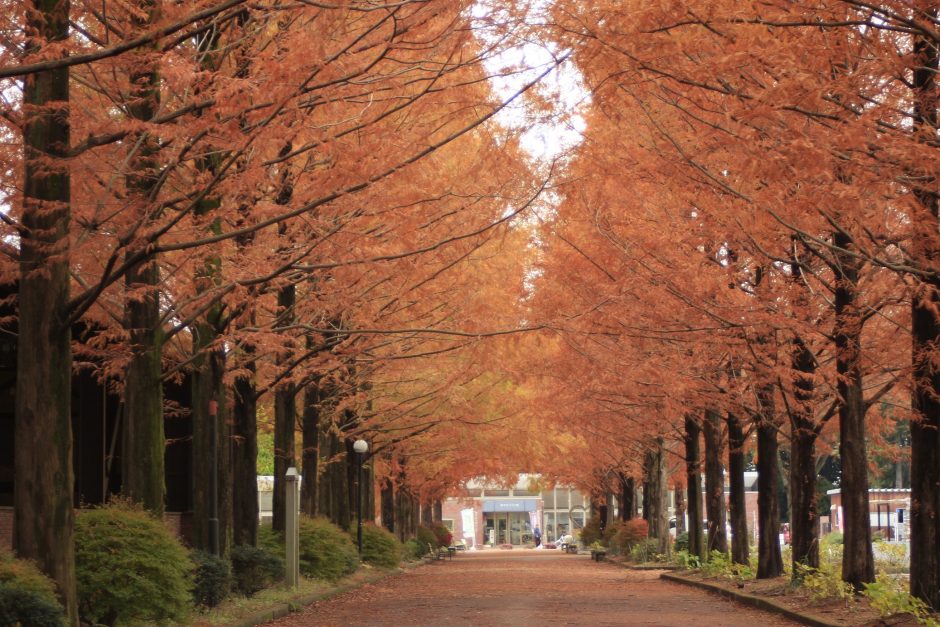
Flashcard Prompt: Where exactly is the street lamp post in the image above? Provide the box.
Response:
[353,439,369,555]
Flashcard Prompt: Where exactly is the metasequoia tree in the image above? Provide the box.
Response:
[11,0,79,621]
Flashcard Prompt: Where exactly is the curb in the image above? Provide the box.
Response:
[229,563,424,627]
[660,572,844,627]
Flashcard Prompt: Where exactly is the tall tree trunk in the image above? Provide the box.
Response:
[647,438,670,556]
[618,473,635,521]
[909,6,940,610]
[421,504,433,526]
[300,379,320,516]
[727,412,749,565]
[834,231,874,589]
[121,14,164,515]
[433,501,443,522]
[232,367,258,546]
[756,385,783,578]
[272,288,297,534]
[674,482,686,535]
[192,336,229,556]
[642,452,652,521]
[684,416,704,558]
[15,0,78,620]
[704,409,727,555]
[381,477,395,533]
[790,336,819,571]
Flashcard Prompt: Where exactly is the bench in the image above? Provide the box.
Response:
[428,543,454,561]
[590,549,607,562]
[562,542,579,554]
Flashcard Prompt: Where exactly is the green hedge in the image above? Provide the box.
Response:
[230,544,283,597]
[191,550,231,608]
[74,502,193,626]
[416,525,438,552]
[356,524,401,569]
[298,516,358,582]
[0,551,65,626]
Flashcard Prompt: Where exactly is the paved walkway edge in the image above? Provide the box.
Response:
[660,572,843,627]
[230,561,430,627]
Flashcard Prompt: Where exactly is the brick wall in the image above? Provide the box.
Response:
[0,507,194,552]
[0,507,11,550]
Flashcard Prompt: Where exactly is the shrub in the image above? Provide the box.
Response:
[416,525,438,553]
[579,516,603,547]
[429,521,453,548]
[403,539,426,560]
[0,551,65,626]
[74,501,193,626]
[629,538,664,563]
[298,516,358,582]
[794,563,854,603]
[258,523,285,555]
[673,532,690,553]
[357,524,402,569]
[191,550,231,608]
[863,573,937,626]
[0,585,66,627]
[674,550,702,570]
[230,544,283,597]
[609,519,648,555]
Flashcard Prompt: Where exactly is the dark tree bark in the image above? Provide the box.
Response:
[909,9,940,610]
[381,477,395,533]
[421,504,433,526]
[684,415,704,559]
[272,289,297,534]
[727,412,749,565]
[191,337,229,556]
[121,15,164,515]
[300,380,320,516]
[433,500,443,522]
[703,409,728,555]
[618,473,635,521]
[642,452,652,521]
[834,231,874,589]
[232,367,258,546]
[674,482,686,536]
[789,336,819,571]
[14,0,78,620]
[647,438,670,556]
[755,385,783,578]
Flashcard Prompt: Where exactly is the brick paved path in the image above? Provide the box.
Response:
[265,549,801,626]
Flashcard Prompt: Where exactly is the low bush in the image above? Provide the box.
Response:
[629,538,664,563]
[230,544,284,597]
[298,516,358,582]
[429,521,453,548]
[357,524,402,569]
[674,550,702,570]
[0,551,65,626]
[673,532,689,553]
[74,501,193,626]
[416,525,438,553]
[191,550,231,608]
[794,563,854,603]
[608,519,648,555]
[863,573,937,626]
[403,539,426,560]
[578,516,603,547]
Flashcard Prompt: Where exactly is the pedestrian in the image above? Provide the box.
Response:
[534,526,542,548]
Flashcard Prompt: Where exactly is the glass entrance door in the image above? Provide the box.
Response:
[496,515,508,544]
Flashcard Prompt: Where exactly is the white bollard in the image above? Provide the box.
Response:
[285,467,300,588]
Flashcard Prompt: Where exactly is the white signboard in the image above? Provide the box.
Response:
[461,508,476,543]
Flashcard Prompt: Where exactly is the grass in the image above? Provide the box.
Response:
[190,566,390,625]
